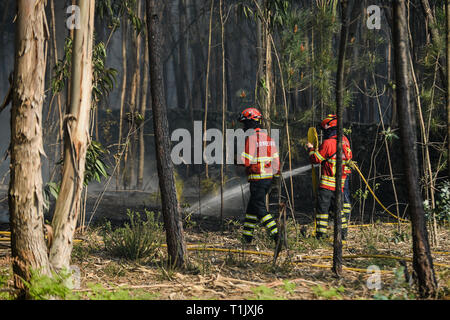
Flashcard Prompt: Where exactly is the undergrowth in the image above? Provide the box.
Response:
[102,209,164,261]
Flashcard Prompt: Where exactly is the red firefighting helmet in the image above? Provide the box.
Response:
[239,107,262,122]
[320,114,337,129]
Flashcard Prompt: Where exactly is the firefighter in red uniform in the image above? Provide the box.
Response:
[306,114,353,240]
[238,107,280,244]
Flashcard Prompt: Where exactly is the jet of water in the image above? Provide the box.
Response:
[188,164,314,216]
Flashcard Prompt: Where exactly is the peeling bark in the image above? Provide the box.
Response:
[9,0,51,293]
[49,0,96,271]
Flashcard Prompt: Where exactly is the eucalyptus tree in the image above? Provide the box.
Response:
[9,0,52,296]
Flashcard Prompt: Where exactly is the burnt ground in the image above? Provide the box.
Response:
[0,211,449,300]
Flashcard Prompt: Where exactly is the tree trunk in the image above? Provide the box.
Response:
[9,0,51,294]
[220,0,226,228]
[138,3,149,190]
[392,0,437,298]
[126,2,142,190]
[49,0,96,271]
[420,0,446,87]
[117,16,127,190]
[203,0,214,179]
[146,0,187,268]
[263,21,273,132]
[332,0,350,277]
[446,0,450,178]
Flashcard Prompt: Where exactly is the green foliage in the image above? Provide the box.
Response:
[353,188,369,201]
[282,280,296,295]
[92,42,118,103]
[51,37,117,107]
[381,127,399,142]
[248,285,286,300]
[238,0,290,31]
[44,140,109,204]
[84,140,110,186]
[424,180,450,225]
[390,230,410,244]
[102,209,164,261]
[312,284,345,299]
[23,268,78,300]
[21,267,159,300]
[96,0,144,33]
[373,266,415,300]
[51,37,73,94]
[200,177,220,196]
[0,269,12,300]
[43,181,60,211]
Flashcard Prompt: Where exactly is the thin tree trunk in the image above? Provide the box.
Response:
[392,0,437,298]
[9,0,51,295]
[420,0,446,86]
[49,0,96,271]
[117,16,127,190]
[264,14,273,132]
[333,0,350,277]
[127,2,142,189]
[203,0,214,179]
[446,0,450,179]
[220,0,226,229]
[138,4,149,190]
[407,14,436,215]
[255,0,263,106]
[372,72,401,230]
[50,0,64,176]
[146,0,187,268]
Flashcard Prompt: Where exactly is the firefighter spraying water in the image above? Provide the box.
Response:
[306,114,353,242]
[237,108,281,246]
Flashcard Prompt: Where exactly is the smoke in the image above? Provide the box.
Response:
[187,164,314,217]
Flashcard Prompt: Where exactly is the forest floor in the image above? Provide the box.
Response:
[0,215,449,300]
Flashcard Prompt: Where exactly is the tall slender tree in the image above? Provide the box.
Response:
[446,0,450,179]
[138,1,149,190]
[146,0,187,268]
[392,0,437,297]
[116,14,128,190]
[332,0,350,277]
[9,0,51,295]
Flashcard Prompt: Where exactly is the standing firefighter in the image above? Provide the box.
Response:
[307,114,353,241]
[238,107,280,244]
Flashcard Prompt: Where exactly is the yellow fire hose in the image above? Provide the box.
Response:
[1,236,448,272]
[186,246,450,269]
[349,161,409,223]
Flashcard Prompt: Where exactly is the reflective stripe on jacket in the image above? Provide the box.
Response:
[308,135,352,191]
[241,128,280,181]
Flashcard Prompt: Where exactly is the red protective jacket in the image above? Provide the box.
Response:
[308,135,352,191]
[241,128,280,181]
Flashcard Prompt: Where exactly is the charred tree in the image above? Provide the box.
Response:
[332,0,350,277]
[446,0,450,178]
[146,0,187,268]
[392,0,437,298]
